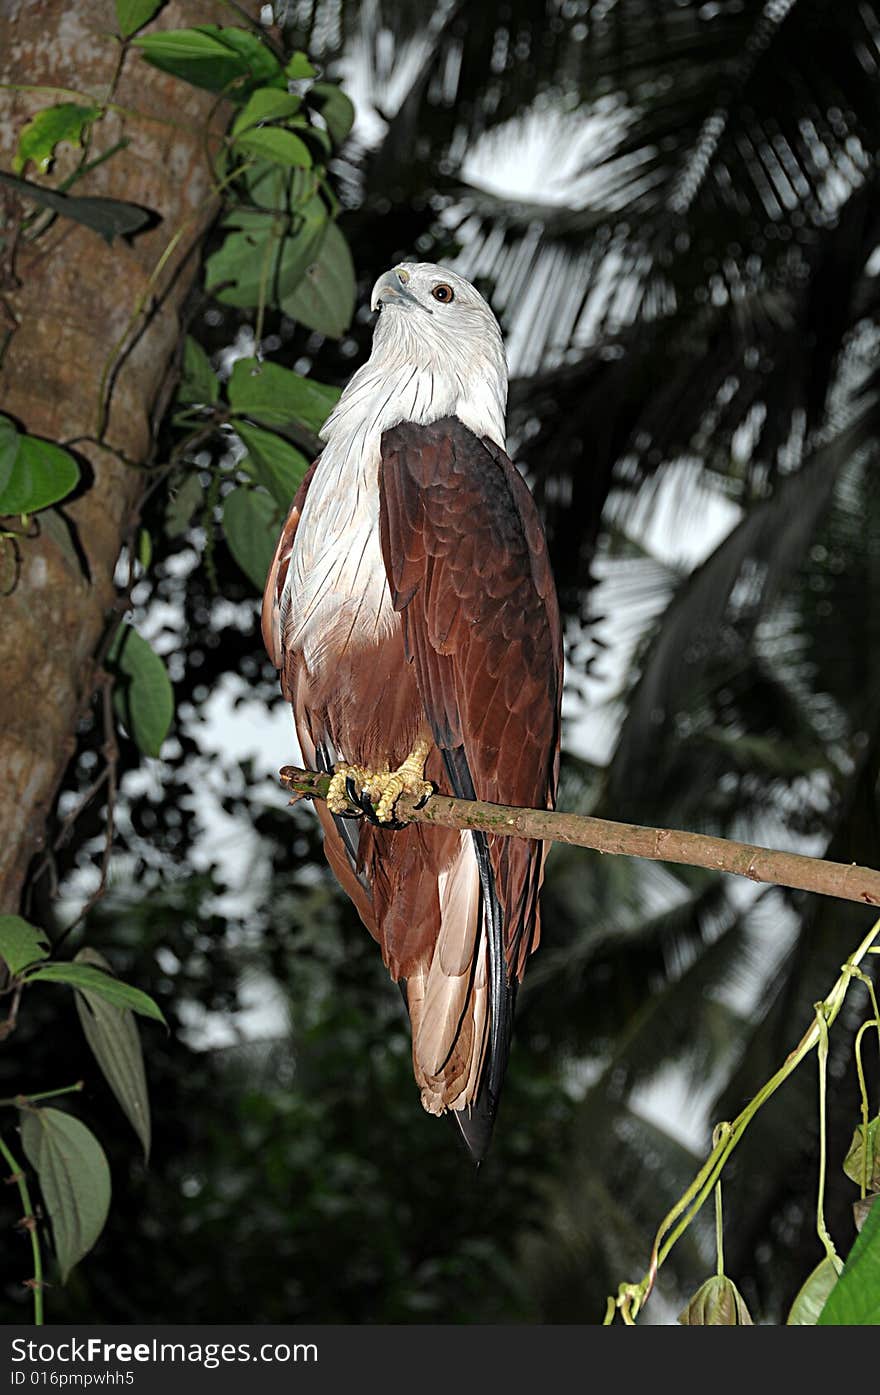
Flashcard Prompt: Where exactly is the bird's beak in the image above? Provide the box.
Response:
[370,268,426,313]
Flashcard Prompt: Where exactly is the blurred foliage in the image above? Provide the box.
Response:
[3,0,880,1325]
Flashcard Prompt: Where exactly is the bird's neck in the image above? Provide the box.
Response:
[320,345,508,454]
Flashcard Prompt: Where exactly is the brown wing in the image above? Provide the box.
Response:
[261,458,319,680]
[379,416,562,1127]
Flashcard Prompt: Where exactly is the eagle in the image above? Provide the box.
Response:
[262,262,562,1159]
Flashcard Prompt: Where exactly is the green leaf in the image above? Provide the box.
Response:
[233,125,312,168]
[13,103,101,177]
[107,623,173,758]
[231,87,302,137]
[281,219,356,338]
[163,470,204,537]
[0,434,79,515]
[0,415,20,499]
[787,1256,840,1324]
[245,161,317,213]
[73,949,151,1160]
[222,486,282,591]
[818,1197,880,1324]
[678,1274,753,1325]
[177,336,218,406]
[213,27,285,90]
[132,25,282,96]
[242,160,290,212]
[285,51,316,80]
[308,82,355,146]
[19,1108,110,1282]
[23,961,167,1025]
[115,0,164,38]
[0,171,150,242]
[296,118,332,157]
[203,214,283,309]
[228,357,339,433]
[0,915,50,976]
[235,423,308,507]
[205,195,327,309]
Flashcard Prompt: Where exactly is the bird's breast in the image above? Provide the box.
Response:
[282,433,397,672]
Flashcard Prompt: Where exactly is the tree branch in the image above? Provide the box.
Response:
[278,765,880,909]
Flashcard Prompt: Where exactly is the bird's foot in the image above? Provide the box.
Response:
[325,741,434,827]
[326,763,375,817]
[369,739,434,824]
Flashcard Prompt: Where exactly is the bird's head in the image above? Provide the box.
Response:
[367,262,508,442]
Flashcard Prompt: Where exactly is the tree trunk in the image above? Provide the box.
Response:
[0,1,251,910]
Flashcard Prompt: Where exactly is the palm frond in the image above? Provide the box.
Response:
[605,407,876,817]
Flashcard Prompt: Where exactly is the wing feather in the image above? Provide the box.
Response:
[378,416,563,1133]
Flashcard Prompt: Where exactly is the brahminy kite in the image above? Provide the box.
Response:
[262,262,562,1159]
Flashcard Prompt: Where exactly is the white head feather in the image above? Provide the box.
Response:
[320,262,508,450]
[285,265,508,668]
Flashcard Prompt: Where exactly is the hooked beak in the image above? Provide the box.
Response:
[370,268,431,314]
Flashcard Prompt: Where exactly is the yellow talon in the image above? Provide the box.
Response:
[326,741,432,824]
[326,763,372,815]
[373,739,433,823]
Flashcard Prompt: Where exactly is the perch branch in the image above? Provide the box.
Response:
[278,765,880,909]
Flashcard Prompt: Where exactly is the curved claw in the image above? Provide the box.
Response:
[343,776,406,828]
[347,777,379,825]
[413,785,435,810]
[343,775,367,818]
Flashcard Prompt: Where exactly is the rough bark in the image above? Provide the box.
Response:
[0,1,254,910]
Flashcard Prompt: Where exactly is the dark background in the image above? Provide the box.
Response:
[3,0,880,1324]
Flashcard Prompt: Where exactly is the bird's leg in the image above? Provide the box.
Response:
[325,740,433,825]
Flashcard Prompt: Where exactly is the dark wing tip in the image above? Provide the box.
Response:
[451,1087,499,1165]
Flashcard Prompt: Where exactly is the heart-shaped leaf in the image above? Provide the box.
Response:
[228,357,339,433]
[107,624,174,758]
[0,434,79,515]
[177,336,218,406]
[235,422,308,507]
[818,1198,880,1324]
[308,83,355,146]
[787,1255,840,1324]
[19,1108,111,1282]
[281,219,355,338]
[222,486,282,591]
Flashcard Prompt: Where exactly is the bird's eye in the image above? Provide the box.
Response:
[431,283,455,303]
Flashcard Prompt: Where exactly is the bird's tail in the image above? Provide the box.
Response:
[404,825,514,1163]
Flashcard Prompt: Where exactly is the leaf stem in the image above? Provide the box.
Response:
[712,1123,730,1278]
[814,1006,842,1273]
[0,1081,84,1108]
[0,1130,44,1324]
